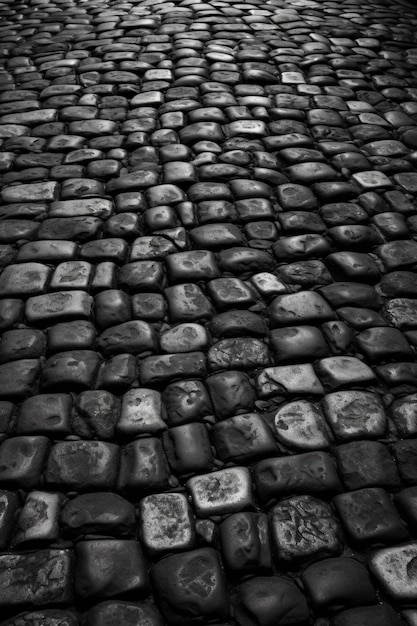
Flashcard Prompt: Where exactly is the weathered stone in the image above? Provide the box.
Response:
[139,493,194,555]
[0,550,73,607]
[187,467,253,517]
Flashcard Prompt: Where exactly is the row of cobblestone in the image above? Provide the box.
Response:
[1,0,417,624]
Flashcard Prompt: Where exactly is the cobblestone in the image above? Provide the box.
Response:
[0,0,417,622]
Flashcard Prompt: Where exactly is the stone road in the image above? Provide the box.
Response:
[0,0,417,623]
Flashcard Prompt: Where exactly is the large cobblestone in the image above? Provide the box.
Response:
[0,0,417,622]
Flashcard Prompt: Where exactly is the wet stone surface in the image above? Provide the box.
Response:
[0,0,417,622]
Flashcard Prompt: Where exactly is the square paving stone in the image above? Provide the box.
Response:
[139,493,195,555]
[212,413,277,463]
[162,379,213,426]
[187,467,254,517]
[334,487,409,546]
[301,557,376,613]
[163,422,214,475]
[321,390,387,441]
[0,435,49,490]
[75,540,149,600]
[41,351,101,391]
[165,284,214,322]
[234,576,309,626]
[0,550,73,607]
[0,360,41,400]
[0,263,51,297]
[151,548,230,625]
[206,369,256,419]
[117,388,166,437]
[26,291,93,326]
[206,278,257,309]
[118,438,171,494]
[335,441,401,490]
[369,543,417,602]
[13,490,61,546]
[220,512,271,573]
[84,602,164,626]
[118,261,165,292]
[45,441,119,491]
[270,495,343,563]
[61,492,135,538]
[17,393,72,436]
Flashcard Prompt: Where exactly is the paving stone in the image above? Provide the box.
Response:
[47,321,96,353]
[187,467,253,517]
[257,364,325,398]
[318,282,381,309]
[369,543,417,602]
[97,320,157,357]
[302,557,376,612]
[165,284,214,322]
[1,181,59,203]
[233,576,309,626]
[139,352,206,387]
[166,250,220,283]
[118,438,171,494]
[0,328,45,364]
[326,251,381,283]
[0,550,73,607]
[0,299,24,331]
[0,489,19,550]
[254,451,341,503]
[117,388,166,438]
[17,393,71,437]
[162,379,213,426]
[13,490,61,546]
[0,262,50,297]
[0,610,79,626]
[151,548,230,625]
[270,495,343,563]
[41,350,101,392]
[321,390,386,441]
[83,602,163,626]
[159,323,209,354]
[0,436,49,490]
[139,493,194,555]
[270,326,329,363]
[390,395,417,439]
[331,605,403,626]
[26,291,92,326]
[206,369,256,419]
[163,422,214,476]
[274,399,332,450]
[0,359,41,401]
[384,299,417,330]
[334,488,409,546]
[49,199,113,219]
[335,441,401,491]
[118,261,165,293]
[75,539,148,600]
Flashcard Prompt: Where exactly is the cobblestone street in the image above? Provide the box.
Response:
[1,0,417,623]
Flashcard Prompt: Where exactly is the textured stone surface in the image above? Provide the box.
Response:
[0,0,416,622]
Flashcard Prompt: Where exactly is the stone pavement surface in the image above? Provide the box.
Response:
[1,0,417,622]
